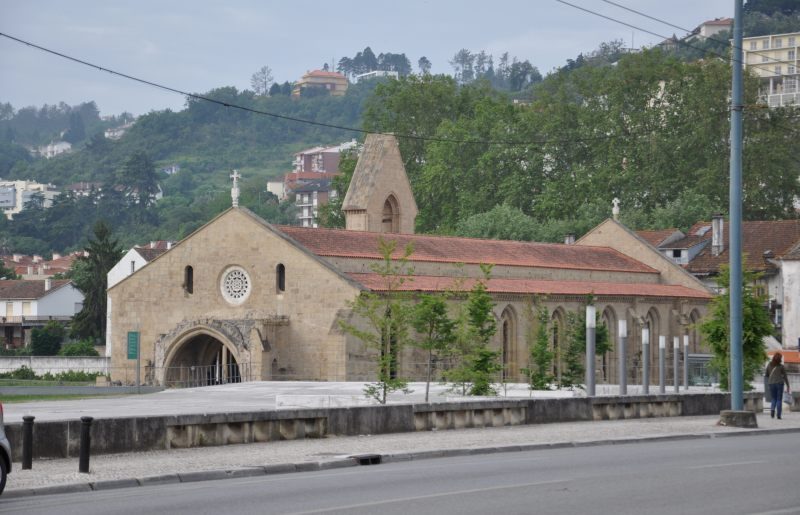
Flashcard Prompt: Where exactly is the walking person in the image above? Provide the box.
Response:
[766,352,791,419]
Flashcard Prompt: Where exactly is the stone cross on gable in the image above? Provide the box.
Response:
[230,170,241,208]
[612,197,620,221]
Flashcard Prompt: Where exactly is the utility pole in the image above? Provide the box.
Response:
[729,0,744,411]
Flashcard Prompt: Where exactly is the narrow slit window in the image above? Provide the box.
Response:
[184,265,194,294]
[276,263,285,293]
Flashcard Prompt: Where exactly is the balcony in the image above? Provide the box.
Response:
[767,91,800,107]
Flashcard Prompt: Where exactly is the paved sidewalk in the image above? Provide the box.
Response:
[5,410,799,498]
[3,381,791,498]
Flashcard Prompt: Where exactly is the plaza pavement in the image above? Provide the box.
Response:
[3,381,797,497]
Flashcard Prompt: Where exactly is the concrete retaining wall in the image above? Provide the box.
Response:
[3,392,763,461]
[0,356,110,375]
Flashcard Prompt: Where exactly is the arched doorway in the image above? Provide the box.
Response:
[382,195,399,233]
[163,332,242,387]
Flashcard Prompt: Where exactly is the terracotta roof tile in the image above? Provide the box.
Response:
[687,220,800,274]
[135,248,169,262]
[0,279,71,300]
[276,226,658,274]
[637,229,680,247]
[347,273,711,299]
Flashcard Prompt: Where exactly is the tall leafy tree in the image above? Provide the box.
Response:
[699,265,771,390]
[117,151,160,221]
[339,238,414,403]
[412,293,456,402]
[417,56,432,75]
[70,221,124,342]
[523,299,553,390]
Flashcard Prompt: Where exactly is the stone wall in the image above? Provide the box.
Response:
[3,393,762,461]
[0,356,110,376]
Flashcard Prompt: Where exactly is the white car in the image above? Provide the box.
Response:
[0,402,11,495]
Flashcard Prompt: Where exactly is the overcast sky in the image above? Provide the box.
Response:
[1,0,733,117]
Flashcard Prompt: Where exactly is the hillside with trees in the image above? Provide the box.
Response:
[0,3,798,256]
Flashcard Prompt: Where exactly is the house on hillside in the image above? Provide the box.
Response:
[0,279,83,349]
[0,251,84,279]
[741,31,799,108]
[107,134,710,388]
[0,179,60,220]
[292,70,349,97]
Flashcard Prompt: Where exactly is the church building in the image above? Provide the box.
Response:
[107,134,712,386]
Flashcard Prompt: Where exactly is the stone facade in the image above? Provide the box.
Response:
[108,135,711,387]
[108,209,362,384]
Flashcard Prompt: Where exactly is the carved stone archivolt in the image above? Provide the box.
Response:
[156,317,273,367]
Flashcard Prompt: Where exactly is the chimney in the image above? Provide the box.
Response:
[27,265,33,275]
[564,233,576,245]
[150,241,157,249]
[33,254,42,263]
[711,214,724,256]
[167,241,173,250]
[45,277,52,291]
[52,252,61,260]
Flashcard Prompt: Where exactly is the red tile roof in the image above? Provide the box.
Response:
[304,70,347,79]
[0,280,71,300]
[276,226,658,274]
[686,220,800,274]
[637,229,679,247]
[348,273,711,299]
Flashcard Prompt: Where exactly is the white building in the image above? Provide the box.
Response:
[354,70,399,82]
[0,180,60,220]
[37,141,72,159]
[106,241,174,354]
[0,279,83,349]
[741,31,799,108]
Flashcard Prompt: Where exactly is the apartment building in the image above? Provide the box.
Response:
[741,31,799,107]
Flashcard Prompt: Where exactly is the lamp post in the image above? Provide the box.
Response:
[586,305,596,397]
[618,319,627,395]
[642,327,650,395]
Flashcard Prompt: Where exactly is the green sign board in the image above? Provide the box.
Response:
[127,331,139,360]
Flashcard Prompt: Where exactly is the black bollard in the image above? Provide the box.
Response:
[22,415,34,470]
[78,416,93,473]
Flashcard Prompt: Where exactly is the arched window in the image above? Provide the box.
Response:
[184,265,194,294]
[382,195,399,233]
[276,263,285,293]
[501,306,516,381]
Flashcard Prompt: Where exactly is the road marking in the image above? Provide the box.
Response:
[687,460,766,470]
[749,507,800,515]
[284,479,570,515]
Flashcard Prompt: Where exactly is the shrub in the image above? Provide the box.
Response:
[59,340,100,357]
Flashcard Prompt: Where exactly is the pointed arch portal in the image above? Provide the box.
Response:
[163,332,242,387]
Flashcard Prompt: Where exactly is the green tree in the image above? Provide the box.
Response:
[339,238,414,403]
[0,259,19,280]
[31,321,65,356]
[699,265,771,390]
[58,339,100,357]
[561,311,586,389]
[250,66,274,96]
[463,264,500,395]
[117,151,160,220]
[523,299,553,390]
[70,221,124,342]
[412,293,456,402]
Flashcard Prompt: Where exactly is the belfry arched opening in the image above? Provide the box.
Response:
[164,333,242,388]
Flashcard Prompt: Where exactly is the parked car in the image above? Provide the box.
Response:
[0,402,11,495]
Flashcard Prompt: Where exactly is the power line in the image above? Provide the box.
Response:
[554,0,788,77]
[0,31,627,148]
[600,0,793,71]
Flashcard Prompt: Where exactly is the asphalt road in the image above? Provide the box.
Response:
[3,433,798,515]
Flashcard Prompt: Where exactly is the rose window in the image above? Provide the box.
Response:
[221,266,251,304]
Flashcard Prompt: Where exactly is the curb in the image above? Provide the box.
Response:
[5,427,800,499]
